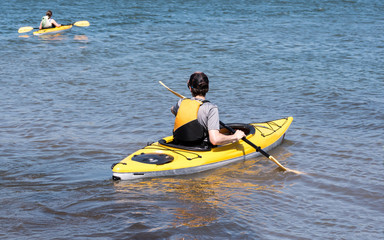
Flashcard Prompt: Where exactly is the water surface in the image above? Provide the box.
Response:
[1,0,383,239]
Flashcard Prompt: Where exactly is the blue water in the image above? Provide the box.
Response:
[1,0,383,239]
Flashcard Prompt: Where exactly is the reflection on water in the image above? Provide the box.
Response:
[113,163,286,228]
[18,33,89,43]
[74,35,88,41]
[33,33,89,43]
[37,33,69,41]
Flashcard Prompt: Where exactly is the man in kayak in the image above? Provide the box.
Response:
[171,72,246,146]
[39,10,61,29]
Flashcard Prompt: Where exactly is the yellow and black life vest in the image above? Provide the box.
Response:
[173,99,208,145]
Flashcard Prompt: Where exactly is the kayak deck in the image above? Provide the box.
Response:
[112,117,293,180]
[33,25,72,36]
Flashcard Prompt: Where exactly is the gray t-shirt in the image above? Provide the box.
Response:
[173,98,220,131]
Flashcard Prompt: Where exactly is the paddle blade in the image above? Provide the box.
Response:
[18,26,34,33]
[73,21,90,27]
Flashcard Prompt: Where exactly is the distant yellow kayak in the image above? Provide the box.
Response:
[112,117,293,180]
[33,25,72,36]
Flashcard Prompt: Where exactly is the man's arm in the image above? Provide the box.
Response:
[208,129,245,146]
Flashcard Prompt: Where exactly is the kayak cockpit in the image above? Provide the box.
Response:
[219,123,255,135]
[159,123,255,151]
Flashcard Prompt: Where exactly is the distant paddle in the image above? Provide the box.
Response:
[159,81,303,174]
[18,20,90,33]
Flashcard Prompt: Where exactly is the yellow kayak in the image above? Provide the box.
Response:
[112,117,293,180]
[33,25,72,36]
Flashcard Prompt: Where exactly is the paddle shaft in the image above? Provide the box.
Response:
[31,24,70,30]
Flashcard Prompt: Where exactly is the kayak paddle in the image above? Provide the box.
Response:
[219,121,289,171]
[159,81,186,99]
[158,81,300,173]
[18,20,90,33]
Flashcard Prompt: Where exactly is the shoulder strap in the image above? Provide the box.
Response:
[193,98,209,104]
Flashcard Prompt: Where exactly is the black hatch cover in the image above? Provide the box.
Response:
[132,153,174,165]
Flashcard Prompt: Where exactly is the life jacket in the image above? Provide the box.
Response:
[41,16,52,28]
[173,99,208,145]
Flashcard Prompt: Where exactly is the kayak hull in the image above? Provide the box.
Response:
[33,25,72,36]
[112,117,293,180]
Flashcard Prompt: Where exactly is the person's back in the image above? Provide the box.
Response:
[39,10,61,29]
[172,97,217,146]
[171,72,245,146]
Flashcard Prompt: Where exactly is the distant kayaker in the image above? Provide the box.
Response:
[171,72,246,146]
[39,10,61,29]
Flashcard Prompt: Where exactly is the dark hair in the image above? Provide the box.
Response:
[187,72,209,97]
[46,10,52,18]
